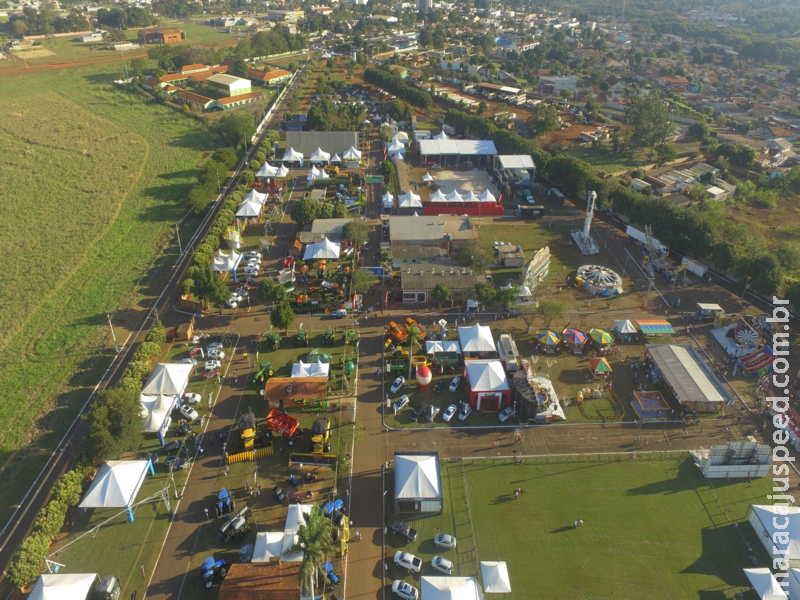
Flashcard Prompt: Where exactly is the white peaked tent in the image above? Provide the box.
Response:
[387,140,406,158]
[236,200,262,218]
[750,505,800,561]
[79,461,150,508]
[282,147,304,166]
[789,569,800,600]
[614,320,638,334]
[433,129,450,140]
[743,569,788,600]
[243,189,268,205]
[394,454,442,510]
[480,562,512,593]
[430,189,448,203]
[421,576,482,600]
[140,393,176,433]
[426,340,462,354]
[422,172,434,182]
[330,153,342,164]
[211,249,242,273]
[462,191,480,203]
[285,503,312,532]
[342,146,362,160]
[28,574,98,600]
[303,237,341,260]
[291,360,330,378]
[256,162,279,179]
[307,165,323,182]
[465,360,510,393]
[446,190,463,202]
[477,189,497,202]
[398,191,422,208]
[275,164,290,178]
[252,531,288,562]
[310,147,331,164]
[458,323,497,353]
[142,363,193,396]
[382,191,395,208]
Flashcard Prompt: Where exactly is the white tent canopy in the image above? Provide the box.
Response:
[433,129,450,140]
[751,505,800,560]
[211,249,242,273]
[458,323,497,353]
[430,189,448,203]
[79,461,150,508]
[243,189,268,205]
[140,393,176,433]
[285,503,312,532]
[342,146,362,160]
[310,147,331,163]
[291,360,330,378]
[421,576,482,600]
[392,131,409,145]
[252,531,287,563]
[422,172,434,182]
[309,165,323,178]
[744,568,788,600]
[465,360,510,392]
[398,191,422,208]
[462,191,479,203]
[282,147,304,166]
[275,165,290,178]
[480,562,511,593]
[256,162,279,179]
[303,237,341,260]
[477,189,497,202]
[28,574,98,600]
[446,190,463,202]
[395,454,442,500]
[142,363,193,396]
[614,320,637,334]
[330,153,341,164]
[236,200,262,218]
[426,340,462,354]
[382,192,395,209]
[387,140,405,156]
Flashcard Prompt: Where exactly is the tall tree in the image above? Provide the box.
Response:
[342,220,371,250]
[431,283,451,309]
[625,91,672,157]
[258,279,286,304]
[537,302,566,330]
[270,302,296,333]
[290,197,321,227]
[457,240,491,274]
[286,504,337,598]
[350,268,377,294]
[474,281,496,304]
[83,389,143,462]
[193,267,229,308]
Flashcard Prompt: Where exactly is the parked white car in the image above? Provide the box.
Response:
[182,393,202,405]
[391,580,419,600]
[434,533,457,549]
[205,360,222,371]
[180,405,199,421]
[180,358,197,366]
[431,556,454,574]
[393,551,422,573]
[225,298,239,309]
[209,349,225,360]
[207,342,223,352]
[449,377,461,392]
[390,376,405,394]
[498,407,516,423]
[458,403,472,422]
[443,404,458,422]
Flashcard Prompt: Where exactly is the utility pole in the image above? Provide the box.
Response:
[742,275,750,301]
[176,223,182,254]
[108,314,119,354]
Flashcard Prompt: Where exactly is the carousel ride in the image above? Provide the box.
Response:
[576,265,623,296]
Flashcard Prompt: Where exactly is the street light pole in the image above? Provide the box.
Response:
[108,314,119,354]
[176,223,182,254]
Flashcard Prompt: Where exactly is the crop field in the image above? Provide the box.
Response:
[388,456,774,600]
[0,65,210,524]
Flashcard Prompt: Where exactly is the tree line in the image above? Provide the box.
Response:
[363,67,433,110]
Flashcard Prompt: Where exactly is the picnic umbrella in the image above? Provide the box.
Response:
[562,328,586,345]
[589,328,614,345]
[536,329,560,345]
[588,357,613,377]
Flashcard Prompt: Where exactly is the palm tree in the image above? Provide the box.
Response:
[286,504,337,598]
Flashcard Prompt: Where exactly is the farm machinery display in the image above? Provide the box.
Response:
[213,488,235,517]
[264,409,302,445]
[324,327,335,345]
[201,557,229,589]
[218,505,252,542]
[265,326,281,350]
[254,360,273,383]
[224,411,274,463]
[310,417,332,454]
[385,318,429,345]
[296,323,309,347]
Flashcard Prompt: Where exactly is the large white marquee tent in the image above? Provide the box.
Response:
[140,393,176,434]
[480,562,512,593]
[290,360,330,378]
[303,237,341,260]
[79,461,152,509]
[211,249,243,274]
[282,147,304,166]
[242,189,268,205]
[743,568,788,600]
[28,574,98,600]
[141,363,193,397]
[458,323,497,354]
[235,200,262,219]
[394,453,443,513]
[421,576,483,600]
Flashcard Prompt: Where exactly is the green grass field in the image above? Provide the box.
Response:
[0,65,211,524]
[559,144,643,175]
[389,456,774,600]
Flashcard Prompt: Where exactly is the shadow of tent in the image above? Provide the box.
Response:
[681,523,769,587]
[624,458,698,496]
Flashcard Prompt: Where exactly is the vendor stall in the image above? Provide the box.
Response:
[536,329,561,354]
[612,320,637,342]
[588,328,614,351]
[562,328,588,354]
[588,357,612,380]
[632,391,669,420]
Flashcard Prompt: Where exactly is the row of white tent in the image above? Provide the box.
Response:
[255,162,290,180]
[290,359,330,378]
[430,189,497,203]
[236,188,274,218]
[281,145,362,167]
[139,363,193,434]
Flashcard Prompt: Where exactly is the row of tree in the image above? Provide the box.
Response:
[363,67,433,110]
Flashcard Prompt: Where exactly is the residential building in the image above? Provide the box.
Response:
[390,245,448,267]
[138,27,185,44]
[267,8,304,22]
[175,90,215,110]
[180,63,208,74]
[249,68,292,85]
[497,244,525,267]
[78,32,104,42]
[538,75,577,94]
[400,260,485,304]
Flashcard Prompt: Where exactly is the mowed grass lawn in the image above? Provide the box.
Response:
[462,457,772,600]
[0,65,210,523]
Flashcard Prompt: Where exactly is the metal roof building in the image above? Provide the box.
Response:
[419,139,497,167]
[285,131,359,157]
[646,344,731,413]
[400,260,485,304]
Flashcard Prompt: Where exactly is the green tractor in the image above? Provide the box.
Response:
[296,323,308,347]
[266,326,281,350]
[255,360,273,383]
[323,327,335,346]
[344,330,359,344]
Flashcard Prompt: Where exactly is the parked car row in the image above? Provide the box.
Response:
[390,524,458,599]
